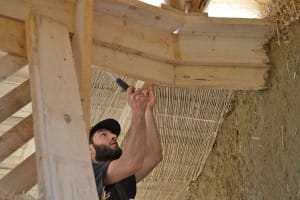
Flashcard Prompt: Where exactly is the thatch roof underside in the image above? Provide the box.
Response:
[90,69,233,199]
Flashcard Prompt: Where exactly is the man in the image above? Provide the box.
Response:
[89,85,162,199]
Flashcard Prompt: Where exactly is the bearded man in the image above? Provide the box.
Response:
[89,85,162,200]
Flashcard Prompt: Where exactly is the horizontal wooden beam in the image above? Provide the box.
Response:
[0,153,36,196]
[178,35,269,66]
[0,3,272,90]
[0,54,28,82]
[92,43,174,84]
[93,0,184,32]
[0,0,75,32]
[0,16,26,56]
[93,13,175,63]
[0,115,33,163]
[175,65,270,90]
[93,44,270,90]
[0,80,31,124]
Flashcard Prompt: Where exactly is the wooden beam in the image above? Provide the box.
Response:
[93,13,175,63]
[0,115,33,163]
[0,54,28,82]
[71,0,93,131]
[0,153,36,196]
[0,0,75,32]
[0,80,31,124]
[25,13,98,199]
[93,0,184,32]
[175,65,270,90]
[0,6,271,90]
[92,43,175,84]
[178,35,270,66]
[0,16,26,57]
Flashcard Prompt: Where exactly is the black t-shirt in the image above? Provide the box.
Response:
[93,161,136,200]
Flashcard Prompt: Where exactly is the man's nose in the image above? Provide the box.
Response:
[111,133,117,140]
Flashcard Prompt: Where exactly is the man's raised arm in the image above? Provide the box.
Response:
[135,84,163,182]
[104,87,148,184]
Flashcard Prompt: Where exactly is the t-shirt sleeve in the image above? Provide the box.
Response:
[93,161,111,197]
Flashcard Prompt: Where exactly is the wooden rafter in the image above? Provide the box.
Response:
[0,154,36,195]
[0,80,31,124]
[0,54,27,82]
[0,115,33,163]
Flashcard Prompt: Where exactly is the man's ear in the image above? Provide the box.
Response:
[89,144,96,158]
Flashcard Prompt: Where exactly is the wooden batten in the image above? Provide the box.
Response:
[71,0,93,132]
[0,54,28,82]
[0,153,37,196]
[92,44,175,85]
[0,80,31,124]
[0,115,33,163]
[175,65,270,90]
[25,13,98,199]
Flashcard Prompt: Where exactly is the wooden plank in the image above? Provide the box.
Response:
[92,44,174,84]
[0,80,31,124]
[0,16,26,57]
[0,153,36,195]
[0,115,33,163]
[71,0,93,131]
[93,13,175,62]
[0,0,75,32]
[0,54,27,82]
[93,0,184,32]
[25,14,98,199]
[175,65,270,90]
[178,34,270,66]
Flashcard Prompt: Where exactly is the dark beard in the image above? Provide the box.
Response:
[93,144,122,162]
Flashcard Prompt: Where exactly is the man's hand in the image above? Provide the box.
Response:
[146,84,156,111]
[126,86,147,114]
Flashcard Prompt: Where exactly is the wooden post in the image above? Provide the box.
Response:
[25,13,98,199]
[71,0,93,133]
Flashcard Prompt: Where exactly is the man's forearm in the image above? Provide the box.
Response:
[122,111,147,168]
[145,108,162,163]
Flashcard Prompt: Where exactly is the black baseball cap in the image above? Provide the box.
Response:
[89,118,121,139]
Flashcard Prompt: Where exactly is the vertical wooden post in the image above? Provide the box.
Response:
[71,0,93,133]
[25,13,98,200]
